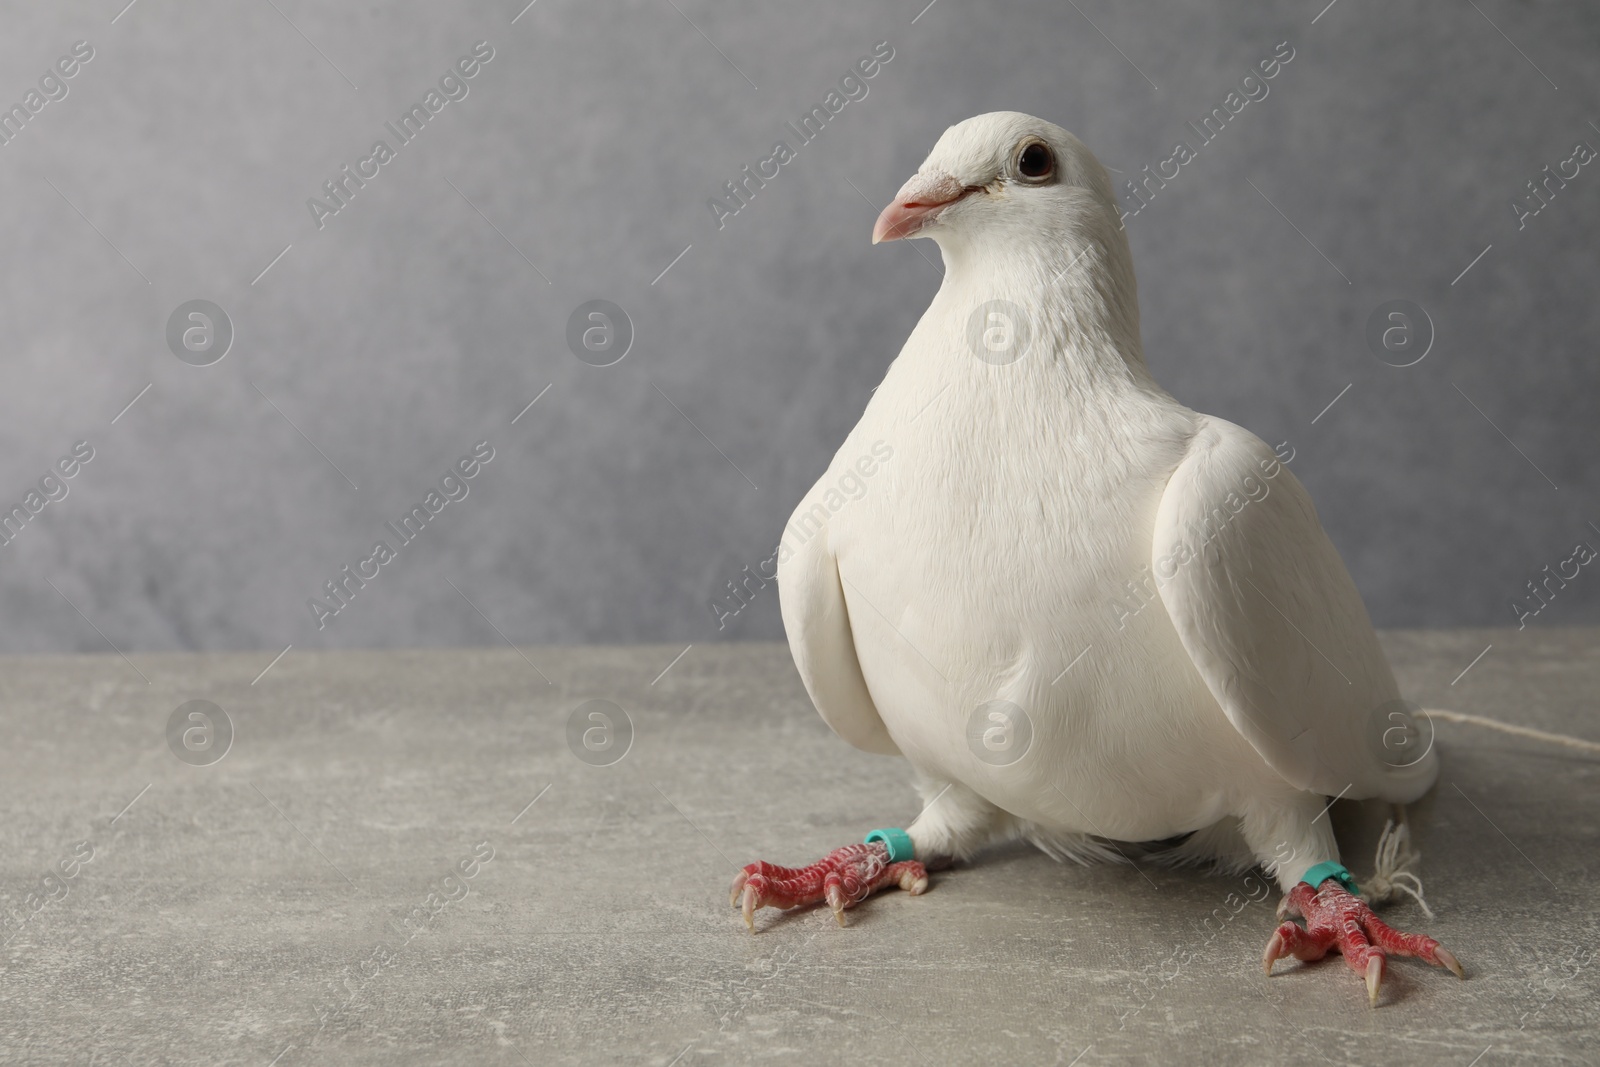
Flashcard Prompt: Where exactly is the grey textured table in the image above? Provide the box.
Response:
[2,630,1596,1066]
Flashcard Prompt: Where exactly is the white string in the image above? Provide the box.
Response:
[1423,708,1600,754]
[1361,818,1434,918]
[1356,711,1595,918]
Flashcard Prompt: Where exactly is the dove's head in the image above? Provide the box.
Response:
[874,112,1144,365]
[872,112,1121,254]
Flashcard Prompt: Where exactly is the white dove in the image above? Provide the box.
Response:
[731,111,1462,1005]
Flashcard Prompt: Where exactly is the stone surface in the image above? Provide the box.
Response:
[2,629,1596,1065]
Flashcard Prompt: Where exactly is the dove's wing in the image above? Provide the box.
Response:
[776,506,901,757]
[1152,417,1437,803]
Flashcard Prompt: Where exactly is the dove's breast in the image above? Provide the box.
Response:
[819,356,1283,840]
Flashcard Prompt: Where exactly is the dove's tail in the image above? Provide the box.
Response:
[1421,708,1600,755]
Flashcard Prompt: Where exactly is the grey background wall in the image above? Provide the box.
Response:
[0,0,1596,656]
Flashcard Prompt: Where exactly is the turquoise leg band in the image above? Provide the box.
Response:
[1301,861,1360,896]
[864,828,914,863]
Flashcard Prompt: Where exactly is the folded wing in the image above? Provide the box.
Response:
[1152,418,1437,802]
[776,509,901,757]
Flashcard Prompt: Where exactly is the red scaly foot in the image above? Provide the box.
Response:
[730,842,928,931]
[1263,879,1464,1006]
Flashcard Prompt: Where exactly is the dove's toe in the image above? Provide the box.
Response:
[1262,878,1463,1006]
[729,842,928,932]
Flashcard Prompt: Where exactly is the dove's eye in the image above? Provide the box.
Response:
[1016,141,1055,182]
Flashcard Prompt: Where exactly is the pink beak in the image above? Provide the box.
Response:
[872,171,972,244]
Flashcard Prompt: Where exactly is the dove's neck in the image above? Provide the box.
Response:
[930,220,1156,393]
